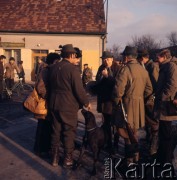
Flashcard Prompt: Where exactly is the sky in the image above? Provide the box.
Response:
[106,0,177,50]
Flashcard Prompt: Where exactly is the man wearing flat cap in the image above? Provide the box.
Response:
[138,49,159,155]
[82,63,93,89]
[4,57,20,89]
[113,46,153,164]
[49,44,91,168]
[95,50,120,153]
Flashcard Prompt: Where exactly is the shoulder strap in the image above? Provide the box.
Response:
[126,64,133,84]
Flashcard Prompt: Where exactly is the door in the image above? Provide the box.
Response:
[31,50,48,81]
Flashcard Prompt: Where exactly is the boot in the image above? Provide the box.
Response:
[125,144,138,166]
[134,152,139,163]
[51,147,60,167]
[150,134,158,156]
[63,153,73,168]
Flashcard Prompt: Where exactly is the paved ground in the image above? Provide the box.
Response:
[0,93,177,180]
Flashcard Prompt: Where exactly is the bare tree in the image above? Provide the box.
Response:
[128,34,161,50]
[167,32,177,46]
[107,44,121,59]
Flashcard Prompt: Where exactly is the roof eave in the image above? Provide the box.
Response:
[0,30,107,36]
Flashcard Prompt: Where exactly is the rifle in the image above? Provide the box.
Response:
[120,101,138,145]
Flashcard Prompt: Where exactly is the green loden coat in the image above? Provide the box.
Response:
[114,59,153,130]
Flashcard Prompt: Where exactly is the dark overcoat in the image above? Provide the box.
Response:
[48,59,89,126]
[95,61,120,114]
[113,59,153,130]
[0,61,3,94]
[155,57,177,121]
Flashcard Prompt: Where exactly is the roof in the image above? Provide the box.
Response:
[0,0,106,35]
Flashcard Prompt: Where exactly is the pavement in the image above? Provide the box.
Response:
[0,93,177,180]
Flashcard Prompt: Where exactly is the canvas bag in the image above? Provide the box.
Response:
[23,88,47,115]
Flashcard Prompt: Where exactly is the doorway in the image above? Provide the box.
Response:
[31,50,48,81]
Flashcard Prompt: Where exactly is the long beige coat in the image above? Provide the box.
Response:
[4,62,20,79]
[114,59,153,130]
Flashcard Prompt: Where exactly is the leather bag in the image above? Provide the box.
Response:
[23,88,47,115]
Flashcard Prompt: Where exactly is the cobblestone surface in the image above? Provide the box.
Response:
[0,95,176,180]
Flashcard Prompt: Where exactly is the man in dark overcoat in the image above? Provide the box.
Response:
[49,44,91,168]
[95,51,120,153]
[155,49,177,175]
[138,49,159,155]
[0,55,5,101]
[113,46,153,164]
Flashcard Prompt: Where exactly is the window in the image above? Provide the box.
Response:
[4,49,21,63]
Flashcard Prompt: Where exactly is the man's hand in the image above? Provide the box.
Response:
[102,69,108,78]
[84,103,91,111]
[113,97,122,106]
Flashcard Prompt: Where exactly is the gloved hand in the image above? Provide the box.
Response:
[113,97,122,106]
[84,102,91,111]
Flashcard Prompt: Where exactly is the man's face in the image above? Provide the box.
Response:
[103,58,113,67]
[10,60,15,64]
[84,65,88,69]
[157,56,164,64]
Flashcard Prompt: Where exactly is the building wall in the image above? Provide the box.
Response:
[21,49,32,81]
[0,33,105,81]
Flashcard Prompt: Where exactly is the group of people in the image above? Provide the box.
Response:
[95,46,177,175]
[32,44,177,174]
[0,55,25,101]
[1,43,176,175]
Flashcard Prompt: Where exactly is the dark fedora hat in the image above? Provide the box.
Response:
[60,44,77,53]
[18,60,23,64]
[100,51,113,59]
[121,46,138,56]
[138,49,149,56]
[74,47,82,58]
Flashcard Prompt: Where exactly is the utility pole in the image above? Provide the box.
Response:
[101,0,109,52]
[105,0,109,35]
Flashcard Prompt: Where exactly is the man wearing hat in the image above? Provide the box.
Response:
[18,60,25,83]
[4,57,20,89]
[113,46,153,164]
[49,44,91,168]
[0,55,6,101]
[95,50,120,153]
[82,63,93,89]
[138,49,159,155]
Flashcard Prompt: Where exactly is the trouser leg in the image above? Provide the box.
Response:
[102,113,112,149]
[117,128,139,164]
[157,121,173,164]
[50,111,61,166]
[34,119,43,154]
[62,123,76,154]
[0,81,3,101]
[145,114,159,155]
